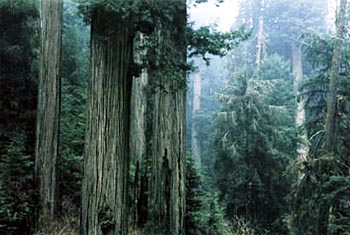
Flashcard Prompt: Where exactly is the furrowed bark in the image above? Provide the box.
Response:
[150,79,186,235]
[130,32,149,230]
[35,0,62,230]
[80,9,133,235]
[148,2,187,234]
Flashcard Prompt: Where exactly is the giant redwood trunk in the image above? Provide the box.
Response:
[80,9,133,235]
[148,3,187,234]
[150,79,186,234]
[35,0,62,229]
[130,33,148,166]
[130,33,149,230]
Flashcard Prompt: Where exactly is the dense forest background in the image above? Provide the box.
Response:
[0,0,349,235]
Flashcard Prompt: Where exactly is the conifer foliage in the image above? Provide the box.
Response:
[213,55,298,233]
[0,0,38,234]
[0,133,35,235]
[290,1,350,233]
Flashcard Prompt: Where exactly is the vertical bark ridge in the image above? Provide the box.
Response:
[130,33,149,230]
[35,0,62,230]
[149,3,187,232]
[150,79,185,235]
[81,9,132,235]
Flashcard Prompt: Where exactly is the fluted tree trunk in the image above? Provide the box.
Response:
[148,2,187,234]
[130,33,149,229]
[35,0,62,230]
[130,33,148,167]
[150,79,186,234]
[80,9,133,235]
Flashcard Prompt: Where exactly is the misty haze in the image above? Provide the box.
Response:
[0,0,349,235]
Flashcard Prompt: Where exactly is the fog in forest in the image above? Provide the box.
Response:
[0,0,349,235]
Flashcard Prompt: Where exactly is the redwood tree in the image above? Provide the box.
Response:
[148,3,187,234]
[80,8,133,235]
[35,0,63,230]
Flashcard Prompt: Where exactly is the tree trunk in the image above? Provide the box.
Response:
[255,16,265,71]
[150,80,186,235]
[292,43,309,180]
[148,3,187,234]
[191,72,201,168]
[35,0,62,230]
[292,44,305,128]
[131,33,148,167]
[130,32,149,230]
[324,0,347,153]
[317,1,347,234]
[80,10,133,235]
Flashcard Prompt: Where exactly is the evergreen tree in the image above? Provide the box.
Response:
[214,55,298,233]
[0,0,38,233]
[78,1,246,234]
[185,157,205,235]
[80,4,134,235]
[291,1,350,234]
[185,157,228,235]
[0,133,35,235]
